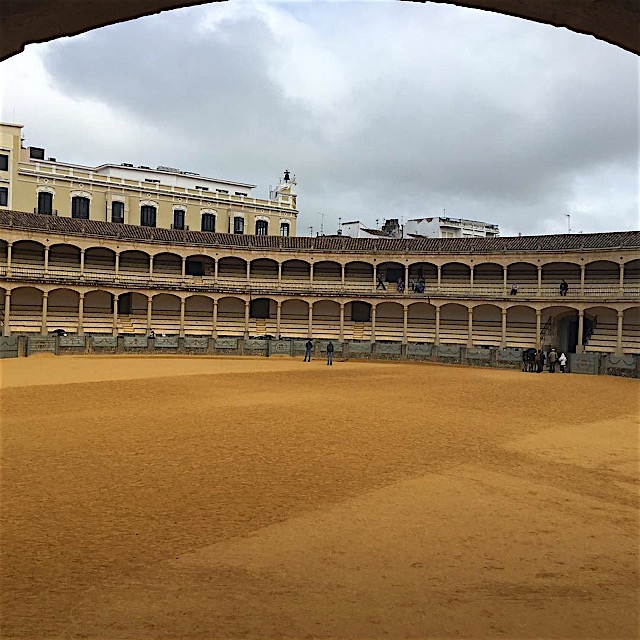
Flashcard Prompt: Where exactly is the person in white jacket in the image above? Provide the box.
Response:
[559,352,567,373]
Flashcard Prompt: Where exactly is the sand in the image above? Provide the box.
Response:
[1,356,638,639]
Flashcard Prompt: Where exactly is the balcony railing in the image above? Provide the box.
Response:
[1,263,638,300]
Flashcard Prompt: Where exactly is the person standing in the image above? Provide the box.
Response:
[510,283,518,295]
[560,280,568,296]
[537,349,546,373]
[548,348,557,373]
[304,339,313,362]
[559,352,567,373]
[326,341,334,365]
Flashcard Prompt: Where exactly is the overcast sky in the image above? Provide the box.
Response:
[1,0,638,236]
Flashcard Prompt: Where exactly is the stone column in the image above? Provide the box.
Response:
[467,307,473,347]
[469,265,474,291]
[3,290,11,336]
[501,308,507,347]
[44,246,49,274]
[244,299,250,338]
[246,261,251,283]
[146,296,153,332]
[339,303,345,341]
[535,309,541,349]
[276,301,282,339]
[372,266,377,292]
[437,265,442,290]
[537,265,542,296]
[503,265,508,296]
[149,255,154,277]
[404,264,409,291]
[78,293,84,335]
[434,306,440,345]
[370,305,376,343]
[580,265,586,296]
[309,263,314,286]
[80,249,85,276]
[616,310,624,355]
[277,262,282,285]
[577,310,584,353]
[6,242,12,276]
[403,305,408,345]
[41,292,48,335]
[115,252,120,277]
[181,256,186,278]
[212,299,218,337]
[341,264,345,287]
[214,259,219,283]
[619,263,624,293]
[112,294,119,337]
[308,303,313,338]
[179,298,185,338]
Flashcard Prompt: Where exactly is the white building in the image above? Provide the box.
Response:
[340,216,499,239]
[404,216,500,238]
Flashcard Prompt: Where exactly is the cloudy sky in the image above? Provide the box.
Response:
[1,0,638,236]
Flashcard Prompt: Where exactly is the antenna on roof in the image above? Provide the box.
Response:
[308,225,313,237]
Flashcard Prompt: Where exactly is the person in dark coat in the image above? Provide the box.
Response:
[548,348,558,372]
[326,341,334,365]
[537,349,546,373]
[304,339,313,362]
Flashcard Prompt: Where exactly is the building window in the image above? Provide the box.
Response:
[112,201,124,223]
[38,191,53,215]
[233,217,244,234]
[255,219,268,235]
[280,222,290,237]
[0,187,8,207]
[216,189,229,194]
[140,205,157,227]
[0,154,8,171]
[173,209,185,230]
[201,213,215,232]
[195,185,209,191]
[71,196,90,219]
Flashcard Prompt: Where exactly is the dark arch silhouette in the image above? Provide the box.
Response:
[0,0,638,63]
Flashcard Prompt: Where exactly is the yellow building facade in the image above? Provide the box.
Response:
[0,123,298,236]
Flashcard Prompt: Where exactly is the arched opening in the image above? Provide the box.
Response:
[281,260,310,284]
[583,306,619,354]
[185,254,214,278]
[47,288,79,333]
[344,262,373,292]
[376,261,404,289]
[472,304,502,346]
[408,262,437,290]
[85,247,116,273]
[123,292,148,334]
[585,260,620,290]
[49,243,81,271]
[541,262,581,296]
[185,295,214,336]
[249,298,277,336]
[0,240,7,267]
[506,305,537,348]
[280,299,309,338]
[217,257,247,282]
[119,250,150,274]
[312,300,340,338]
[624,259,640,291]
[83,290,114,334]
[153,252,182,275]
[440,262,471,292]
[407,302,436,342]
[343,301,372,341]
[12,240,45,269]
[313,261,341,285]
[439,303,468,345]
[541,306,583,353]
[9,286,43,334]
[151,293,181,335]
[375,302,404,341]
[250,258,278,281]
[474,263,504,289]
[216,296,245,336]
[506,262,537,295]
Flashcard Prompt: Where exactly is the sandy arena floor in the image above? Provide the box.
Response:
[1,355,638,639]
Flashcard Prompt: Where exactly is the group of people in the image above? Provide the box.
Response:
[522,347,567,373]
[304,339,334,365]
[510,280,570,296]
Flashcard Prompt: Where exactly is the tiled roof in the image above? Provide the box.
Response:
[0,210,638,254]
